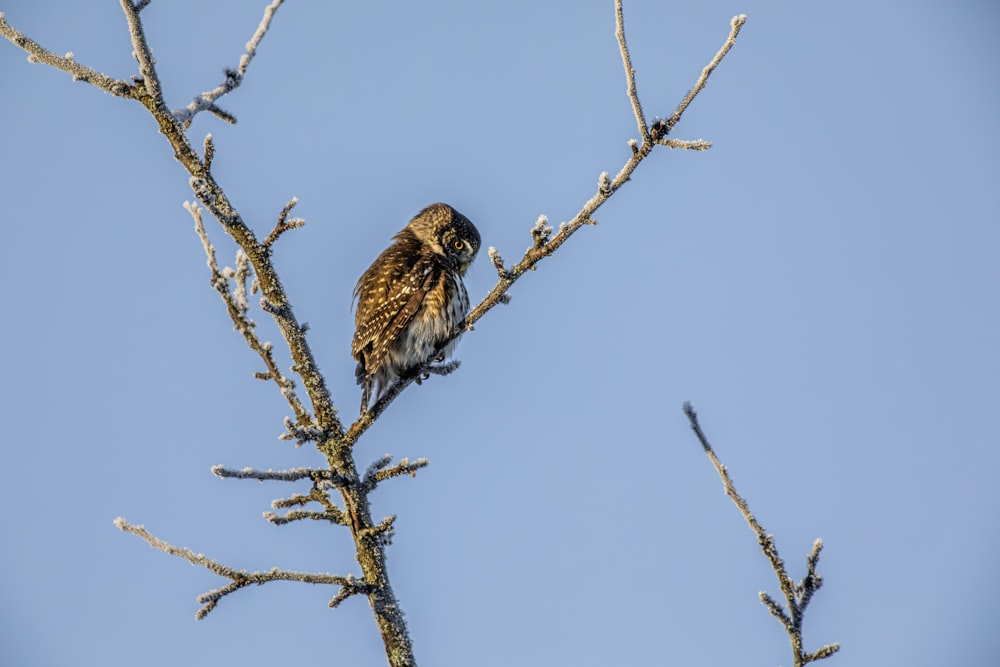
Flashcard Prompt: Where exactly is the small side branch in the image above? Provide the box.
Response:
[653,14,747,139]
[615,0,649,142]
[120,0,166,108]
[683,402,839,666]
[0,13,133,96]
[279,415,324,446]
[212,464,346,485]
[114,518,357,619]
[658,137,712,151]
[187,201,313,427]
[174,0,286,128]
[264,197,306,248]
[265,508,348,526]
[362,455,430,492]
[266,480,350,526]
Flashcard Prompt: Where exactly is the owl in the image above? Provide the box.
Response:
[352,203,481,414]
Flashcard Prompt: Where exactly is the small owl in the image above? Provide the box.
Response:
[352,203,481,414]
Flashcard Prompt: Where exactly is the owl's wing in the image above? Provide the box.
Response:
[352,255,436,370]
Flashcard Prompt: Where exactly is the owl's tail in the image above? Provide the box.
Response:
[356,362,371,415]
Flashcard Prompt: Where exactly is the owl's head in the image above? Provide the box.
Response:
[406,202,481,273]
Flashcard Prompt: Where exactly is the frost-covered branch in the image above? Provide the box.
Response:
[211,464,343,484]
[264,197,307,247]
[362,455,430,492]
[114,518,358,619]
[683,402,840,666]
[615,0,649,143]
[654,14,747,139]
[174,0,286,128]
[187,201,312,427]
[0,13,131,95]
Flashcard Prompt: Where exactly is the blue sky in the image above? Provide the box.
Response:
[1,1,997,665]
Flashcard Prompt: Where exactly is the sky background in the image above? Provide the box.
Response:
[1,1,997,665]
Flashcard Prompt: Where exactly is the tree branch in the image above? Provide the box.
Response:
[211,464,342,483]
[120,0,167,110]
[174,0,286,128]
[114,518,356,619]
[653,13,747,139]
[0,12,133,96]
[187,201,313,427]
[615,0,649,143]
[362,455,430,493]
[683,402,840,666]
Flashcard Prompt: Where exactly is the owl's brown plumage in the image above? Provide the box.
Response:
[352,203,480,413]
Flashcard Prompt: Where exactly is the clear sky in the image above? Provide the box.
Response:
[1,1,997,665]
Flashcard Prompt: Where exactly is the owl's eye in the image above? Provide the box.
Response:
[452,240,464,251]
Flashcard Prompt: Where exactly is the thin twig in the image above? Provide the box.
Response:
[120,0,166,109]
[0,13,132,96]
[187,201,313,427]
[615,0,649,143]
[654,14,747,139]
[211,464,342,484]
[174,0,286,127]
[683,402,839,666]
[264,197,306,247]
[265,508,348,525]
[114,518,354,619]
[362,456,430,492]
[658,137,712,150]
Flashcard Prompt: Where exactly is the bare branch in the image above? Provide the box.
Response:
[797,538,825,625]
[265,508,348,526]
[271,492,314,508]
[278,415,324,446]
[615,0,649,143]
[488,246,510,280]
[203,133,216,169]
[329,574,377,609]
[187,202,313,427]
[264,197,306,247]
[808,645,842,662]
[363,456,430,492]
[119,0,166,109]
[114,517,353,619]
[359,515,396,545]
[683,402,839,666]
[264,478,349,523]
[0,13,132,96]
[211,464,342,484]
[653,14,747,139]
[658,137,712,150]
[174,0,286,128]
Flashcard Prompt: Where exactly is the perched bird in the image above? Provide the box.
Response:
[352,203,481,414]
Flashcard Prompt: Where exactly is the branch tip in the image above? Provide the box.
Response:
[173,0,286,126]
[614,0,649,142]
